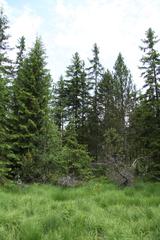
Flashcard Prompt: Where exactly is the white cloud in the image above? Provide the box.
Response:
[0,0,43,59]
[0,0,8,9]
[48,0,160,88]
[10,7,42,48]
[0,0,12,15]
[1,0,160,88]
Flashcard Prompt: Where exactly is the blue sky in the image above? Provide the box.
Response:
[1,0,160,88]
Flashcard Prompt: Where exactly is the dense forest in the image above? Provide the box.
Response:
[0,9,160,185]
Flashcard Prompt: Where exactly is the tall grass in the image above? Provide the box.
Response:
[0,180,160,239]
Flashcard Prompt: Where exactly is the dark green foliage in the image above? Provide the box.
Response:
[104,128,123,157]
[139,28,160,106]
[0,9,12,182]
[9,38,60,182]
[15,36,26,68]
[0,8,159,183]
[22,121,62,183]
[130,99,160,180]
[61,122,92,178]
[65,52,83,127]
[98,71,115,128]
[65,52,90,136]
[113,53,136,160]
[98,70,118,154]
[97,55,136,163]
[53,75,67,137]
[87,43,104,160]
[130,28,160,180]
[113,53,136,133]
[56,53,91,146]
[76,60,91,145]
[139,28,160,179]
[8,36,26,177]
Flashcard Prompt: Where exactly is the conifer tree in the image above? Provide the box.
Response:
[16,36,26,68]
[64,52,91,145]
[8,36,26,178]
[77,60,91,145]
[139,28,160,114]
[53,75,67,138]
[132,28,160,179]
[114,53,135,130]
[98,70,116,130]
[87,43,104,160]
[113,53,136,159]
[0,9,12,182]
[61,121,92,178]
[65,52,84,129]
[10,37,58,181]
[97,70,117,153]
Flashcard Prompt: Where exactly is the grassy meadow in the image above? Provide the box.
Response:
[0,180,160,240]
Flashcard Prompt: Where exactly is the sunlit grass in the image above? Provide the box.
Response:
[0,180,160,239]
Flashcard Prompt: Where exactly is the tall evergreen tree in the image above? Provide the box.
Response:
[114,53,135,130]
[97,70,118,153]
[64,52,91,145]
[8,36,26,178]
[65,52,84,129]
[78,61,91,145]
[16,36,26,68]
[139,28,160,114]
[10,37,58,181]
[87,43,104,160]
[0,9,12,182]
[131,28,160,179]
[53,75,67,138]
[113,53,136,159]
[98,70,116,130]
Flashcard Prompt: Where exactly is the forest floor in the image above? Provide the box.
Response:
[0,179,160,240]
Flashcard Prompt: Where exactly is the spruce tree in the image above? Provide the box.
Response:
[10,37,58,182]
[98,70,116,130]
[77,60,91,145]
[97,70,118,156]
[139,28,160,118]
[133,28,160,179]
[53,75,67,138]
[65,52,84,129]
[0,9,12,182]
[87,43,104,160]
[16,36,26,68]
[113,53,136,160]
[8,36,26,178]
[61,121,92,178]
[64,52,91,145]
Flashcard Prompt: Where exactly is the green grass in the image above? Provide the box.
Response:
[0,180,160,240]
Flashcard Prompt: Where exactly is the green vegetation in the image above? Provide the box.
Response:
[0,7,159,240]
[0,180,159,240]
[0,8,159,183]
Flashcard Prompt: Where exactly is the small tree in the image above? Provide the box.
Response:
[104,128,134,186]
[61,121,92,179]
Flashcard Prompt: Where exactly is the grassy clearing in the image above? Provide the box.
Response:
[0,180,160,240]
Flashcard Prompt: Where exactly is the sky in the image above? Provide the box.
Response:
[1,0,160,89]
